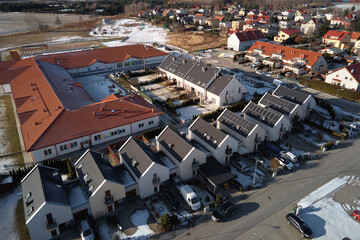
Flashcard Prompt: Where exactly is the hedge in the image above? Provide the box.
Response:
[304,120,344,139]
[300,78,360,101]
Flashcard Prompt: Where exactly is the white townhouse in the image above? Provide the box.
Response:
[119,137,169,199]
[325,63,360,91]
[227,29,266,51]
[258,92,304,121]
[75,149,137,219]
[242,102,291,141]
[272,86,316,118]
[156,126,206,180]
[216,109,266,153]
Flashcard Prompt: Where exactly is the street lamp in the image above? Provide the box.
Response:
[253,159,264,186]
[349,115,359,137]
[336,88,343,97]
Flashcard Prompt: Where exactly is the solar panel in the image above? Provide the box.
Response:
[243,102,282,127]
[218,110,256,137]
[260,93,297,115]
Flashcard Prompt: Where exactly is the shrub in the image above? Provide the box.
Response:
[159,212,171,232]
[333,132,345,140]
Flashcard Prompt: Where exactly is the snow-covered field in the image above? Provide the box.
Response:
[118,209,154,240]
[176,105,211,121]
[91,19,168,46]
[297,175,360,240]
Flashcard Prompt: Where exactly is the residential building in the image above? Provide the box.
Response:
[188,117,238,164]
[159,54,246,106]
[324,63,360,90]
[238,8,248,17]
[242,102,291,141]
[74,149,136,219]
[204,18,220,28]
[278,20,294,29]
[246,41,328,74]
[319,47,345,55]
[350,32,360,43]
[194,15,206,25]
[280,10,295,20]
[257,24,278,37]
[156,126,206,180]
[274,29,302,43]
[295,9,307,21]
[272,86,316,117]
[5,45,165,163]
[331,18,352,29]
[353,39,360,54]
[322,30,351,50]
[232,20,244,30]
[301,18,323,35]
[227,29,266,51]
[242,22,261,31]
[21,165,74,240]
[258,92,304,121]
[119,137,169,199]
[216,109,266,153]
[295,13,311,22]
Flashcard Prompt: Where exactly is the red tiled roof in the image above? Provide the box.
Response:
[234,29,266,42]
[0,60,29,85]
[37,44,168,69]
[248,41,323,68]
[351,32,360,41]
[280,29,302,36]
[297,9,307,14]
[215,16,224,22]
[322,30,349,41]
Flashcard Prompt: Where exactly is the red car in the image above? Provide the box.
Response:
[352,210,360,220]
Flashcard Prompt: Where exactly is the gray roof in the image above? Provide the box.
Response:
[157,126,194,163]
[199,157,235,187]
[75,150,134,197]
[190,117,227,149]
[37,61,95,110]
[259,92,297,115]
[21,165,70,222]
[159,54,220,89]
[207,75,234,96]
[120,137,162,179]
[272,86,310,105]
[243,102,282,127]
[217,109,257,137]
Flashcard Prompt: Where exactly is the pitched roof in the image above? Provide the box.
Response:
[37,44,167,69]
[233,29,266,42]
[199,157,235,186]
[344,62,360,83]
[259,92,298,115]
[272,86,310,105]
[0,60,29,85]
[75,150,135,197]
[156,126,194,163]
[21,165,69,222]
[280,29,302,36]
[351,32,360,41]
[189,117,227,149]
[322,30,349,41]
[247,41,323,68]
[297,9,307,14]
[217,109,257,137]
[207,75,234,96]
[120,137,161,179]
[242,101,282,127]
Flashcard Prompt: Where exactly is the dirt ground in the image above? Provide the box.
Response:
[167,31,226,52]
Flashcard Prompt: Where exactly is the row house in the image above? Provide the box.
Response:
[159,54,246,106]
[246,41,328,74]
[330,18,353,29]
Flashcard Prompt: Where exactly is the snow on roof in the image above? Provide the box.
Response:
[66,181,88,208]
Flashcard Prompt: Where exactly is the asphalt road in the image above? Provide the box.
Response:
[174,138,360,240]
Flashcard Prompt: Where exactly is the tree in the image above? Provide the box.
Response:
[352,5,356,12]
[314,23,328,38]
[159,213,171,232]
[66,159,76,179]
[294,35,306,43]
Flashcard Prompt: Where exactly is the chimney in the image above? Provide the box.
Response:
[351,69,354,73]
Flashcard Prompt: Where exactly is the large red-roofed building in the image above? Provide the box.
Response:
[227,29,266,51]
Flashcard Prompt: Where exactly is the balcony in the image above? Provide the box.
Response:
[192,161,200,170]
[105,194,114,205]
[225,147,232,155]
[280,126,287,134]
[254,137,262,144]
[152,176,161,185]
[46,218,57,231]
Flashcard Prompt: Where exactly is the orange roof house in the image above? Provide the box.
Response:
[322,30,351,50]
[5,44,166,162]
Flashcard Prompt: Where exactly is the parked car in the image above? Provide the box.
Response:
[280,151,297,163]
[251,62,261,68]
[212,201,235,222]
[255,70,263,75]
[253,82,264,88]
[352,210,360,220]
[286,213,313,238]
[79,220,94,240]
[234,161,249,172]
[164,190,181,211]
[171,176,183,191]
[276,156,294,170]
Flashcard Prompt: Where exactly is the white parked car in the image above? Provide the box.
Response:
[276,156,294,170]
[255,70,262,75]
[80,220,94,240]
[280,151,297,163]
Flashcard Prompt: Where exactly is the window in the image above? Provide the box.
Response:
[345,77,348,80]
[132,61,138,65]
[74,142,77,147]
[44,150,48,156]
[125,62,131,67]
[70,143,74,148]
[238,87,241,93]
[43,149,52,156]
[336,74,339,77]
[149,120,154,125]
[139,123,144,128]
[350,78,353,81]
[60,146,63,151]
[117,63,122,68]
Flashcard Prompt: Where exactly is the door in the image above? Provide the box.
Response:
[108,205,113,213]
[126,189,136,199]
[59,223,66,234]
[73,209,89,222]
[46,213,54,225]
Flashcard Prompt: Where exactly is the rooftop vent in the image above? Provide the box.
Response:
[168,143,174,149]
[213,140,217,145]
[56,184,62,188]
[132,159,139,167]
[351,69,354,73]
[202,67,207,72]
[26,206,34,216]
[52,172,59,177]
[111,109,115,113]
[206,135,211,141]
[25,192,32,200]
[89,185,94,192]
[78,163,83,168]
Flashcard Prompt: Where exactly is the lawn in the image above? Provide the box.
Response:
[0,95,24,167]
[15,199,30,240]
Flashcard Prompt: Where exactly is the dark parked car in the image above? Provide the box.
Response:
[286,213,313,238]
[164,190,181,211]
[211,201,235,222]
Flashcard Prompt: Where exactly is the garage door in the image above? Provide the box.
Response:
[126,189,136,199]
[73,208,89,222]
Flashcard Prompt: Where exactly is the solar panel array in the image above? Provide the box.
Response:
[260,93,297,115]
[244,102,281,127]
[218,109,256,137]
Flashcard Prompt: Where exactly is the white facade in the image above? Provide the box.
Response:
[31,115,160,163]
[188,130,238,164]
[88,180,126,219]
[325,67,360,91]
[137,162,169,198]
[26,203,73,240]
[1,83,11,93]
[227,32,264,51]
[206,78,246,106]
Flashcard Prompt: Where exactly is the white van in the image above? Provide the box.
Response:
[180,185,201,211]
[273,79,287,87]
